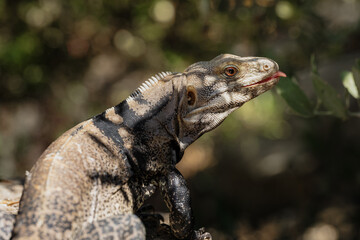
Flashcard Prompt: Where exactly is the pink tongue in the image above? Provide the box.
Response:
[274,71,287,78]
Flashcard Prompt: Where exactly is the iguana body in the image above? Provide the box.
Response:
[0,54,285,240]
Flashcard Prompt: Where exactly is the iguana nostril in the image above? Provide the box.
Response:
[263,63,271,71]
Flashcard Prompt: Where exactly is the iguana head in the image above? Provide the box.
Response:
[119,54,285,154]
[177,53,286,149]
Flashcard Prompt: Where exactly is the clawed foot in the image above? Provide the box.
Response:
[136,205,211,240]
[194,228,212,240]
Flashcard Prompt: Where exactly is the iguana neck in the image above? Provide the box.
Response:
[93,77,185,173]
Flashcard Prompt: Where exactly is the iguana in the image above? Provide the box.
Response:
[0,54,286,240]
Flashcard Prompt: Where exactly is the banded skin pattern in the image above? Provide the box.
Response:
[0,54,286,240]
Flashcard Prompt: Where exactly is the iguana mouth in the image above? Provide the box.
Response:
[243,71,287,87]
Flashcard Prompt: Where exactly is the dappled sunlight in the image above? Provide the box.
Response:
[254,152,289,177]
[23,0,62,28]
[303,224,338,240]
[275,1,295,20]
[114,30,146,57]
[152,1,175,24]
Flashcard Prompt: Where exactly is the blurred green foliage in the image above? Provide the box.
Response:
[278,57,360,120]
[1,0,360,239]
[277,77,314,117]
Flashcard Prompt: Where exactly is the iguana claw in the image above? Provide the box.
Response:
[194,227,212,240]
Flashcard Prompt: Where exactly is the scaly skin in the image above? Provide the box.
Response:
[1,54,285,240]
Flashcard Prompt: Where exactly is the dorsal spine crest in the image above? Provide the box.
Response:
[126,71,173,101]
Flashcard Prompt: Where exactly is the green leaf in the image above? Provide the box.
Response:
[342,71,359,99]
[310,54,318,74]
[276,77,314,117]
[312,72,348,120]
[352,59,360,95]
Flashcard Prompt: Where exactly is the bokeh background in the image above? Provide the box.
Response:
[1,0,360,239]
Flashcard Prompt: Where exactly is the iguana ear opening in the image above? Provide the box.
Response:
[186,86,197,106]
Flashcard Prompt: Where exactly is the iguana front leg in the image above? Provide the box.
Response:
[160,169,211,240]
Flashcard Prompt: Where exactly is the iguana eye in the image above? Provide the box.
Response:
[224,66,238,77]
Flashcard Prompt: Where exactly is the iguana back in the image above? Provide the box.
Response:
[14,120,139,239]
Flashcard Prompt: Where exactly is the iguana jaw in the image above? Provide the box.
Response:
[243,71,287,88]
